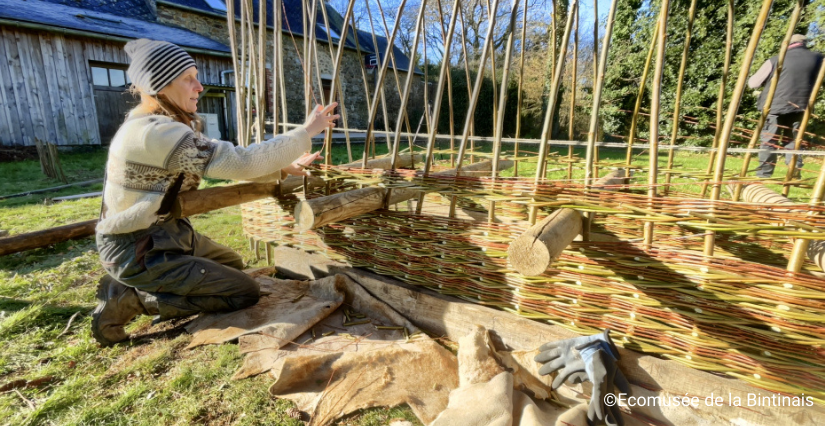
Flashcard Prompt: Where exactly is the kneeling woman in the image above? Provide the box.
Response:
[93,39,338,345]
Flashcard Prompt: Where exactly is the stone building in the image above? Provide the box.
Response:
[157,0,425,132]
[0,0,423,147]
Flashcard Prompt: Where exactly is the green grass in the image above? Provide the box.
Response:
[0,140,819,425]
[0,146,422,426]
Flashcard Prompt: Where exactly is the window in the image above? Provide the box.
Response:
[203,0,227,12]
[90,63,129,88]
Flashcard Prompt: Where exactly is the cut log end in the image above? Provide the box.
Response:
[294,201,316,232]
[507,209,582,276]
[508,239,554,276]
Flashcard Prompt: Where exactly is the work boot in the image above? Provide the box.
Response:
[91,275,148,346]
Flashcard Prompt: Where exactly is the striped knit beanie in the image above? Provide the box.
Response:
[124,39,197,95]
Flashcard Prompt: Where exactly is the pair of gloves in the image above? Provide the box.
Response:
[534,330,630,426]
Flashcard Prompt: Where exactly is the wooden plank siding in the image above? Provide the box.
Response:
[0,27,232,147]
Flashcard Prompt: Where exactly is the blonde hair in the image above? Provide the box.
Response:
[131,86,203,132]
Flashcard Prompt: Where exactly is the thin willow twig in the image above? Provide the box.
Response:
[704,0,775,256]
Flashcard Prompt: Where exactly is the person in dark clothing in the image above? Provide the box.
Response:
[748,34,823,178]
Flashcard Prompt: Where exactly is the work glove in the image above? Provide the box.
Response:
[534,330,630,426]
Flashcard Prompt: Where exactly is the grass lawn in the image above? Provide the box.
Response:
[0,139,819,425]
[0,145,421,426]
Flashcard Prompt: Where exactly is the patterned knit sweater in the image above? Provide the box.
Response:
[97,111,310,235]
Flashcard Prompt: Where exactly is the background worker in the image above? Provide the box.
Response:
[748,33,823,178]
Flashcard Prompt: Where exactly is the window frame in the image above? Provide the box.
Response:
[89,61,130,91]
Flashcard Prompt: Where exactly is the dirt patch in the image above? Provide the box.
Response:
[0,147,39,163]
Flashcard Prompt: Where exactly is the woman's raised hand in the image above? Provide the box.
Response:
[303,103,340,138]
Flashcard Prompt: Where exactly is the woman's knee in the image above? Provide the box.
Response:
[233,277,260,309]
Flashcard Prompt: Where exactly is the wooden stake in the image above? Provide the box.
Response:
[703,0,734,198]
[664,0,697,195]
[644,0,670,249]
[704,0,774,257]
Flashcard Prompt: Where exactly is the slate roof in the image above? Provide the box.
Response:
[0,0,231,54]
[39,0,156,22]
[162,0,421,73]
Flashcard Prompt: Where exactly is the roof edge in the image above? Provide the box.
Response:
[0,17,232,58]
[156,0,374,55]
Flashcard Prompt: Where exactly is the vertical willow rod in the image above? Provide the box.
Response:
[591,0,598,174]
[375,0,418,157]
[515,0,529,177]
[584,0,618,188]
[360,0,411,168]
[363,0,395,155]
[321,0,356,166]
[422,0,462,176]
[318,1,353,162]
[545,0,556,104]
[701,0,734,197]
[566,4,578,180]
[533,0,577,184]
[643,0,670,249]
[390,0,429,169]
[436,0,457,167]
[487,0,499,140]
[244,0,257,146]
[491,1,521,177]
[664,0,697,195]
[788,134,825,272]
[302,0,310,116]
[276,0,288,128]
[458,7,477,163]
[784,42,824,197]
[226,0,243,144]
[704,0,774,257]
[780,2,809,196]
[454,0,503,171]
[734,1,803,199]
[256,0,266,144]
[272,0,281,135]
[487,1,520,223]
[624,20,658,167]
[238,0,249,146]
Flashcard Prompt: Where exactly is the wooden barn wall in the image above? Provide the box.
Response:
[0,27,101,147]
[0,26,233,147]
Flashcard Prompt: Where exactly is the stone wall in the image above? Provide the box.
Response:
[156,4,424,132]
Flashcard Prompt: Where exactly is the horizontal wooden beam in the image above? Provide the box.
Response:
[0,176,321,257]
[294,160,514,231]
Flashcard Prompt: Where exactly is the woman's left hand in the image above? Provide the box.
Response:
[282,151,324,177]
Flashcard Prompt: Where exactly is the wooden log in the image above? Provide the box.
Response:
[740,183,795,206]
[737,184,825,271]
[507,208,582,276]
[0,219,97,257]
[591,168,630,191]
[339,153,424,169]
[294,160,514,231]
[0,177,323,257]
